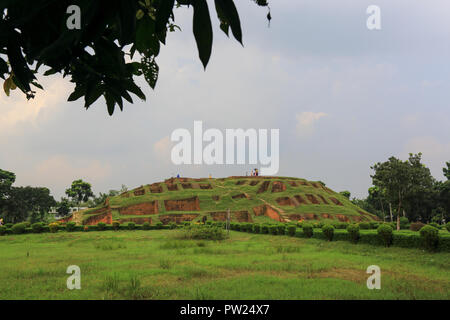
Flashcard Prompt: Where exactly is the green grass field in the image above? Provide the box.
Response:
[0,229,448,299]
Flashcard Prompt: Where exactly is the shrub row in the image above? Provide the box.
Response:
[227,222,450,252]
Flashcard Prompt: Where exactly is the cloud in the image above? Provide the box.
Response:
[17,155,113,197]
[0,76,72,134]
[295,111,328,138]
[153,136,173,163]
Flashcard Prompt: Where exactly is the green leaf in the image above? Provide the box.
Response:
[67,85,86,102]
[0,58,8,80]
[215,0,242,44]
[104,92,116,116]
[192,0,213,69]
[3,77,12,97]
[156,0,175,34]
[135,16,160,56]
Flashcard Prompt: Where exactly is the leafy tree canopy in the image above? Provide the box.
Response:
[65,179,94,207]
[1,0,270,115]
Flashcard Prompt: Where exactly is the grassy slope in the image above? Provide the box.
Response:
[81,177,376,224]
[0,230,448,299]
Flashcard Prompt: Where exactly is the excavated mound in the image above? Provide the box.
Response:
[164,197,200,211]
[76,176,378,226]
[119,201,158,215]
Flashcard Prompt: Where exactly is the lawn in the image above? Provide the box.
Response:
[0,230,448,299]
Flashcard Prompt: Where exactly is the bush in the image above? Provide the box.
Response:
[446,222,450,232]
[0,226,7,235]
[11,222,27,234]
[49,222,59,233]
[399,217,409,229]
[142,222,151,230]
[410,222,425,232]
[97,222,106,231]
[112,221,120,231]
[377,224,393,247]
[156,222,163,229]
[333,222,348,230]
[252,224,261,234]
[128,222,136,230]
[420,225,439,251]
[369,221,380,229]
[347,224,360,243]
[428,222,439,229]
[302,223,313,238]
[5,223,13,229]
[359,222,370,230]
[66,222,76,232]
[179,225,227,240]
[286,225,296,237]
[169,222,177,230]
[268,225,278,235]
[261,224,269,234]
[322,224,334,241]
[31,222,44,233]
[277,225,286,235]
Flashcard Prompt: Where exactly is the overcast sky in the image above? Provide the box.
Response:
[1,0,450,200]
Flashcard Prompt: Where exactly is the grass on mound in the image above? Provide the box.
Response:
[0,230,448,300]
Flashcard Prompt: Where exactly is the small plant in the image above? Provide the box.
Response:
[420,225,439,251]
[322,224,334,241]
[446,222,450,232]
[428,222,439,229]
[159,258,173,269]
[333,222,348,229]
[347,223,360,243]
[377,224,393,247]
[169,222,177,229]
[112,221,120,231]
[49,222,59,233]
[11,222,27,234]
[66,222,76,232]
[0,226,7,236]
[128,222,136,230]
[156,222,163,229]
[252,224,261,234]
[410,222,425,232]
[286,225,296,237]
[97,222,106,231]
[143,222,151,230]
[302,223,313,238]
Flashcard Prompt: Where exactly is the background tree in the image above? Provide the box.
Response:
[56,197,72,217]
[65,179,94,211]
[371,153,434,230]
[4,186,56,223]
[339,190,351,199]
[0,169,15,214]
[0,0,270,115]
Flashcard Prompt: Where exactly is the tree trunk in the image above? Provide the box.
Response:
[397,199,402,231]
[389,203,393,222]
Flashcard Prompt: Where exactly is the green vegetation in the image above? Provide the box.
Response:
[0,229,448,299]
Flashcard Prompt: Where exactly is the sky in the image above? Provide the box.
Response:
[1,0,450,200]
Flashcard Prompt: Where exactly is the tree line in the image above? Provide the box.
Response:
[343,153,449,230]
